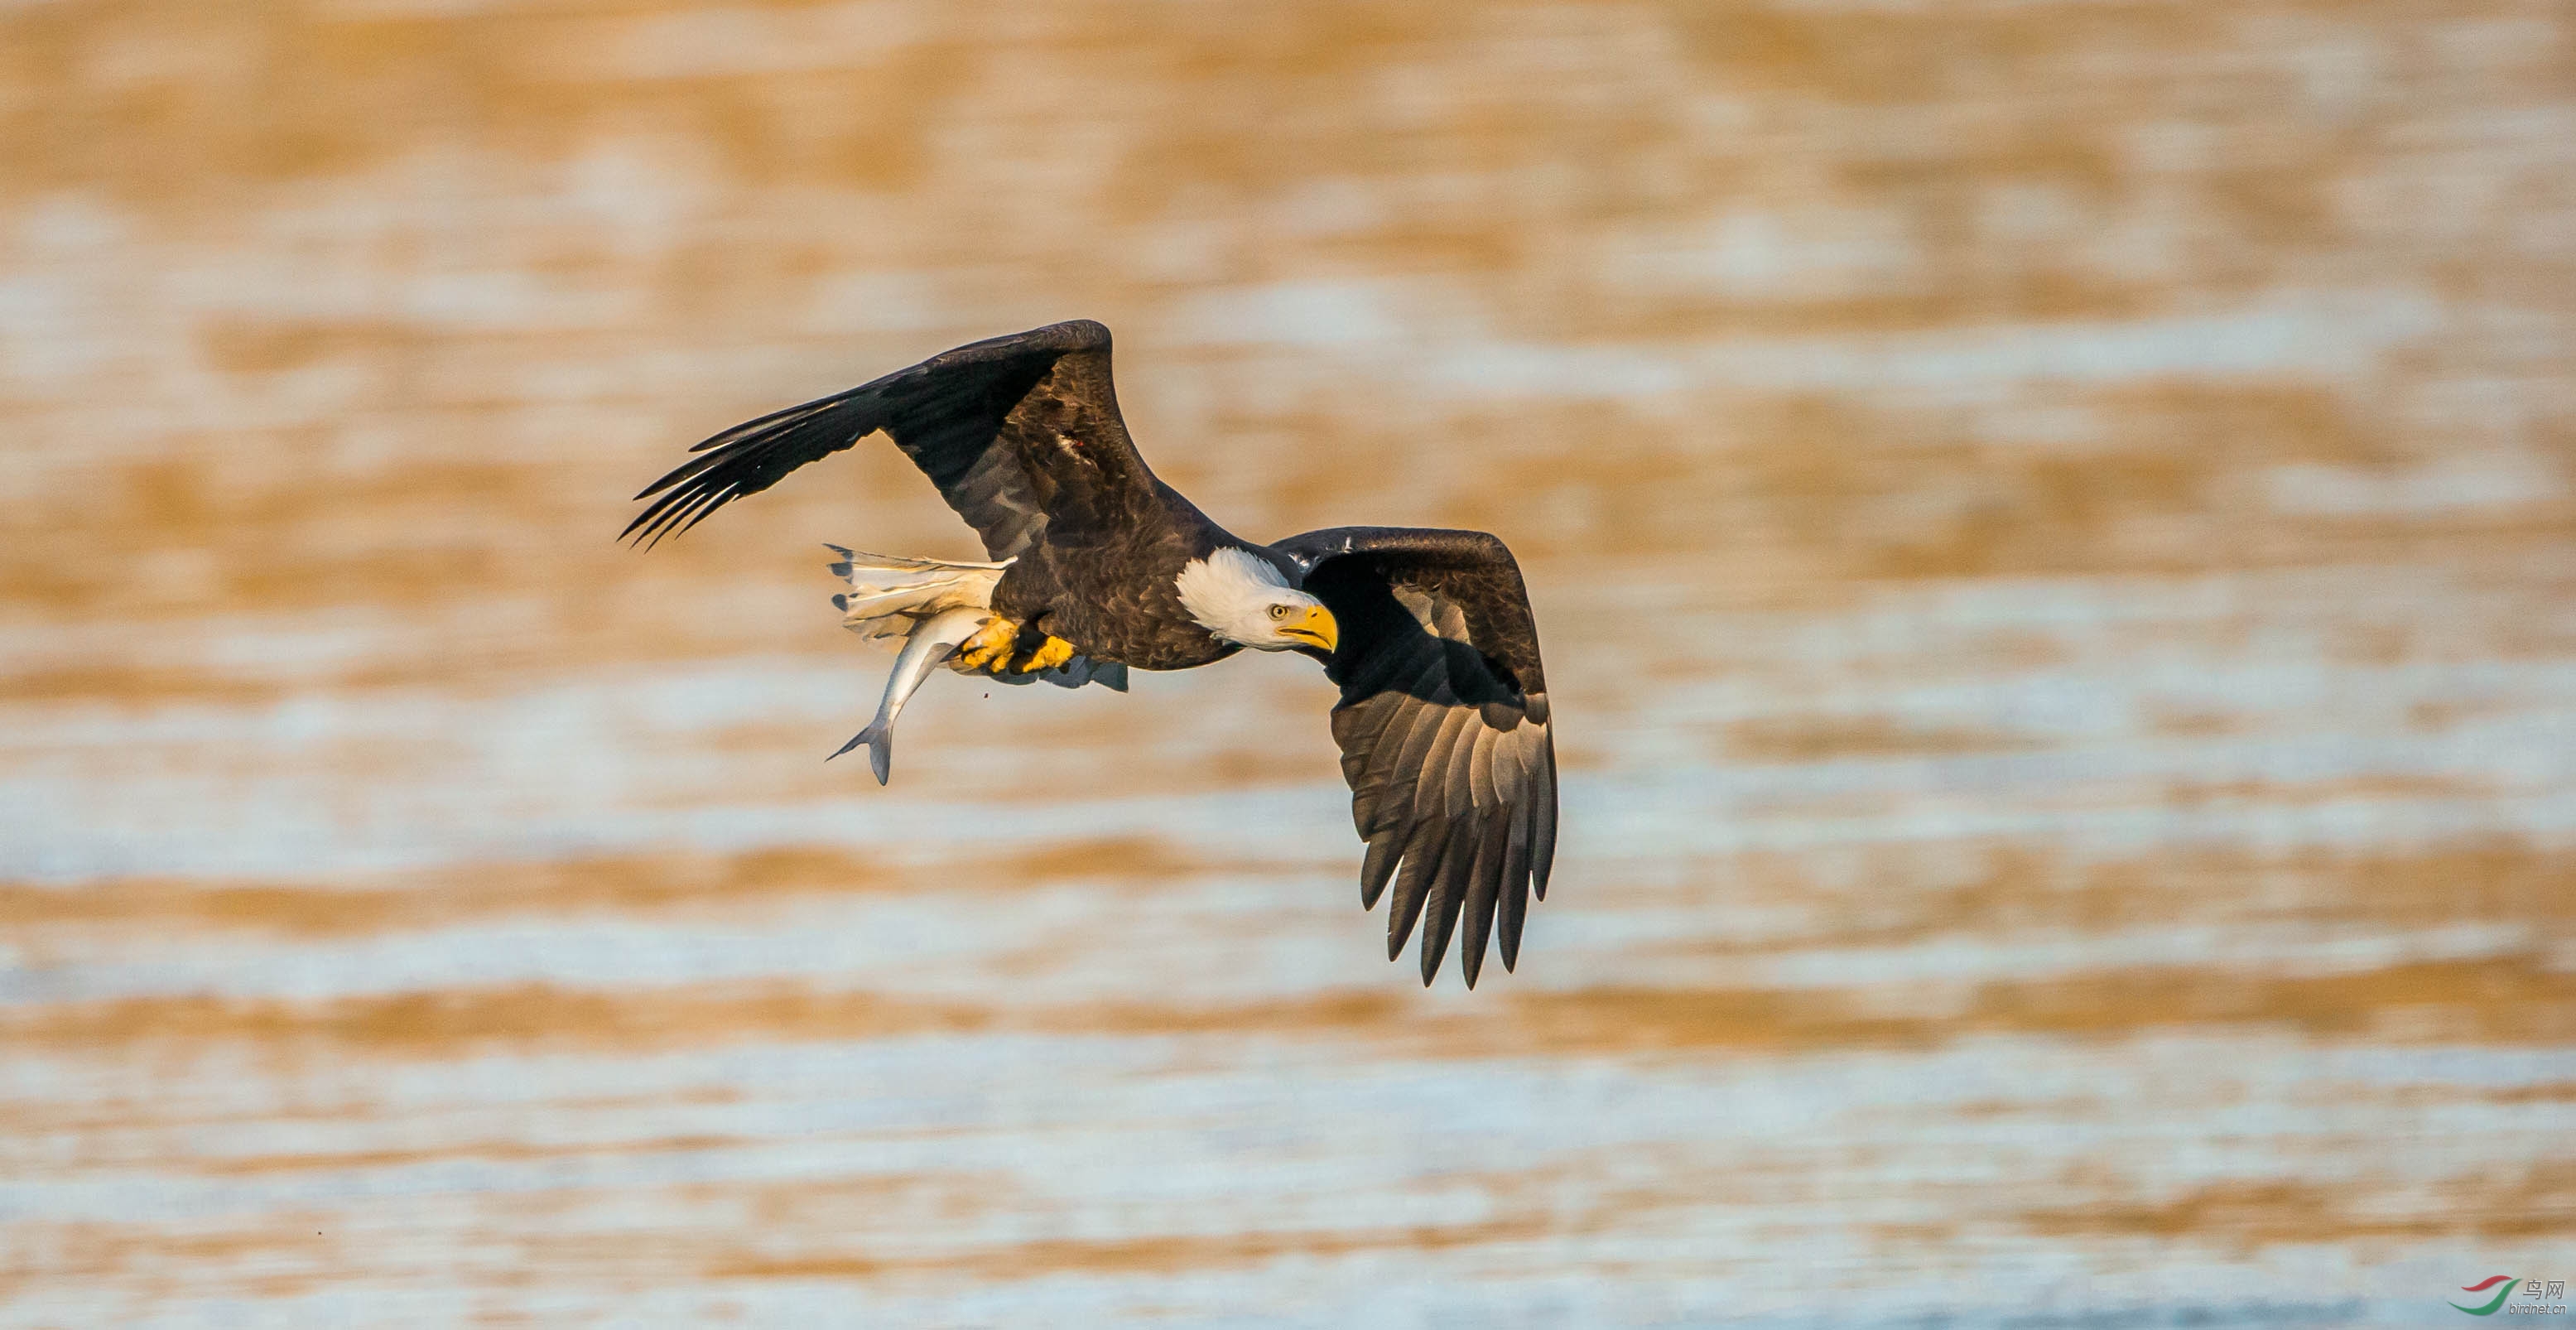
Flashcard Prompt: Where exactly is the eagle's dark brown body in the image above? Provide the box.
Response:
[989,477,1249,672]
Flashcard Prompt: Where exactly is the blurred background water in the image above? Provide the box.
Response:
[3,0,2573,1325]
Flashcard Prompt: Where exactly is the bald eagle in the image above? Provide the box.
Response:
[625,320,1555,987]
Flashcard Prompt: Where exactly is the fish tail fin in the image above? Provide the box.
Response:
[827,719,895,786]
[863,721,893,785]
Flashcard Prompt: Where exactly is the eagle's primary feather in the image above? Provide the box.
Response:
[628,320,1558,986]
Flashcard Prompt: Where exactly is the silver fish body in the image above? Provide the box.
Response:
[830,605,996,785]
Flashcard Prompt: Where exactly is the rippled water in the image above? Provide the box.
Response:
[5,0,2574,1324]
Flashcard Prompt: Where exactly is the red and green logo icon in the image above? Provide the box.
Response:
[2454,1276,2517,1316]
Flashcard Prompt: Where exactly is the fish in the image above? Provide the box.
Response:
[829,605,998,786]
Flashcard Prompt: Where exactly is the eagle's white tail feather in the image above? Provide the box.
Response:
[826,546,1007,647]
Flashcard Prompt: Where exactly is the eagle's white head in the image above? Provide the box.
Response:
[1176,547,1339,653]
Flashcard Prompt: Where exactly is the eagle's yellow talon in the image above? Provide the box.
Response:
[1018,635,1076,673]
[954,617,1018,672]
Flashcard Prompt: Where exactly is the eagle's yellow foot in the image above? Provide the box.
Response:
[1017,635,1076,673]
[953,616,1019,673]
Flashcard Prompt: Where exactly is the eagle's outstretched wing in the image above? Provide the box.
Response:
[1272,527,1557,987]
[624,320,1147,557]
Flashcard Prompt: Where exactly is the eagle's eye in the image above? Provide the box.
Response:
[1269,604,1291,620]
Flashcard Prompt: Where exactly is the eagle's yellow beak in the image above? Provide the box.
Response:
[1279,604,1338,653]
